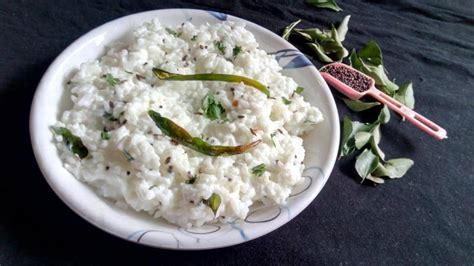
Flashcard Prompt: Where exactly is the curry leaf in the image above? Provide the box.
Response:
[355,132,372,149]
[394,81,415,109]
[342,98,380,112]
[372,124,381,144]
[307,43,334,63]
[252,163,266,177]
[349,50,398,95]
[339,116,374,157]
[282,19,301,40]
[53,127,89,159]
[306,0,342,11]
[358,40,383,66]
[202,93,226,121]
[355,149,379,181]
[377,105,391,124]
[365,174,385,184]
[329,25,349,59]
[370,135,385,160]
[349,49,363,69]
[336,15,350,42]
[373,158,414,178]
[294,28,327,42]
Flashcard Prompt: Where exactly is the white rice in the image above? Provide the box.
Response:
[54,19,323,227]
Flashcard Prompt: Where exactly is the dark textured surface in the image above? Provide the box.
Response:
[1,0,473,264]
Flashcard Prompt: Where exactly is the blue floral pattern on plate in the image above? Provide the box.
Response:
[270,49,313,69]
[207,11,227,21]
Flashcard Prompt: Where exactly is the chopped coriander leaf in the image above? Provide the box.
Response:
[201,93,226,121]
[214,40,226,55]
[252,163,266,177]
[104,74,119,86]
[52,127,89,159]
[165,27,181,37]
[295,86,305,94]
[100,131,110,140]
[232,46,242,59]
[282,97,292,105]
[191,35,197,41]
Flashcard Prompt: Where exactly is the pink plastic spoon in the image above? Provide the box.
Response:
[320,62,447,140]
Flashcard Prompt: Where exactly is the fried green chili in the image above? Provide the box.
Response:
[152,68,270,97]
[148,110,261,156]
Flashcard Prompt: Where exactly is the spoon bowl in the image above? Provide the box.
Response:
[320,63,447,140]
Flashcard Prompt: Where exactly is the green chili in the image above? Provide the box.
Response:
[148,110,261,156]
[152,68,270,97]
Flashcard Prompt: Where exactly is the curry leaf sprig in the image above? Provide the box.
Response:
[341,106,414,184]
[148,110,261,156]
[282,15,350,63]
[282,14,416,184]
[338,41,416,183]
[201,93,226,121]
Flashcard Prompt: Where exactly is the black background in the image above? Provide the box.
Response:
[1,0,473,264]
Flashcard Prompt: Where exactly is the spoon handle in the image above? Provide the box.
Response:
[369,88,447,140]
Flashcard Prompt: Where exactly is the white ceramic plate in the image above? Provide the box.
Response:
[30,8,339,250]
